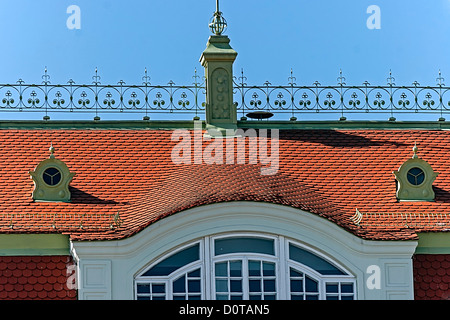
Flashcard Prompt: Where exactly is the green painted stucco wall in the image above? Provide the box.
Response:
[415,232,450,254]
[0,234,70,256]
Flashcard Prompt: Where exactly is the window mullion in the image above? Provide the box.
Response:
[184,275,189,300]
[242,257,249,300]
[278,236,286,300]
[166,278,172,300]
[204,236,211,300]
[319,279,325,300]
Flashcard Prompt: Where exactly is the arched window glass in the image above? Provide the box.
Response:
[136,243,202,300]
[214,237,275,256]
[142,243,200,277]
[289,268,319,300]
[135,234,356,300]
[172,268,202,300]
[288,243,345,275]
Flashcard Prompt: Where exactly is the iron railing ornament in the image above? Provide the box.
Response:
[1,68,450,122]
[0,67,206,121]
[233,69,450,122]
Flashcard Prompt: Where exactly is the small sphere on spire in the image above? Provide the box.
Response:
[49,144,55,158]
[209,0,227,35]
[209,12,227,35]
[412,143,418,158]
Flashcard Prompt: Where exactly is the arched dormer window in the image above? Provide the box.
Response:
[134,234,356,300]
[29,145,75,202]
[393,144,438,201]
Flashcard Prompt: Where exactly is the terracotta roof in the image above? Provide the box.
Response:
[413,254,450,300]
[0,255,76,300]
[0,128,449,241]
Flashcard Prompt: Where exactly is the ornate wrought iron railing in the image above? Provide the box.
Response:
[234,69,450,121]
[2,68,450,121]
[0,68,206,120]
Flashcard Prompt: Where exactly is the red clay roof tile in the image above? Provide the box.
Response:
[0,129,448,240]
[414,254,450,300]
[0,255,76,300]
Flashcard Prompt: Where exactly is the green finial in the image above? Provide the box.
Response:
[49,143,55,159]
[412,142,418,159]
[209,0,227,35]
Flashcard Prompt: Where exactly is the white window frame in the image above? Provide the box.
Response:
[135,241,204,300]
[212,254,279,300]
[134,233,357,300]
[285,239,356,300]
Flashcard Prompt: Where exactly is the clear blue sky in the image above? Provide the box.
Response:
[1,0,449,86]
[0,0,449,120]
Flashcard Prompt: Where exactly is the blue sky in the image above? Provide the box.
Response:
[0,0,449,120]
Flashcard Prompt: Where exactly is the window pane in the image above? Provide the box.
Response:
[289,243,345,275]
[216,279,228,293]
[305,276,318,292]
[262,262,275,276]
[290,280,303,292]
[264,294,276,300]
[143,244,200,276]
[248,261,260,276]
[230,280,242,292]
[137,284,150,294]
[43,167,61,186]
[326,283,339,293]
[152,283,165,293]
[341,283,354,293]
[215,262,227,277]
[216,294,228,300]
[173,276,185,293]
[188,279,201,292]
[215,237,275,256]
[263,279,275,292]
[230,261,242,277]
[407,167,425,185]
[291,294,304,300]
[215,260,244,300]
[249,294,261,300]
[136,282,166,300]
[188,269,201,277]
[249,279,261,292]
[290,269,303,277]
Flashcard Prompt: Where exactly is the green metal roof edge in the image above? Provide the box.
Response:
[0,234,70,256]
[415,232,450,254]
